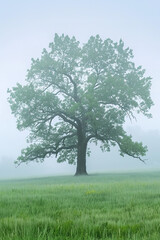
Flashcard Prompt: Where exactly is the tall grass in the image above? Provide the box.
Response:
[0,172,160,239]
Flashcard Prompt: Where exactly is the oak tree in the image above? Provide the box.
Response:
[8,34,153,175]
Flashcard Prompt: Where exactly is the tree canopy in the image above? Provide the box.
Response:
[8,34,153,175]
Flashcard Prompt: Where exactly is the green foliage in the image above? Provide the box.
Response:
[1,172,160,239]
[8,34,153,166]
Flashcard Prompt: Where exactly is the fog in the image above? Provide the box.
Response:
[1,0,160,179]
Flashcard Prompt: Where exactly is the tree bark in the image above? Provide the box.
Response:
[75,141,88,175]
[75,119,88,176]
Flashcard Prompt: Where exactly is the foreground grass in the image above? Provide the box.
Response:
[0,172,160,239]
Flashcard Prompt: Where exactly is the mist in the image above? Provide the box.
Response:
[1,0,160,179]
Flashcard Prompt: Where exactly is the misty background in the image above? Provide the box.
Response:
[1,0,160,179]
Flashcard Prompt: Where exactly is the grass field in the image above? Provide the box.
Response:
[0,171,160,239]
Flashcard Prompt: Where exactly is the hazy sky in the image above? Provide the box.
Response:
[0,0,160,178]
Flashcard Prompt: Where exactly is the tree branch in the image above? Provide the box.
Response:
[56,132,77,148]
[113,139,146,163]
[62,72,79,102]
[55,144,77,156]
[57,112,78,129]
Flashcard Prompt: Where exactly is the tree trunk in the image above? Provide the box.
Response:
[75,140,88,176]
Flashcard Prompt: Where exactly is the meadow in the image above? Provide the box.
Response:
[0,171,160,239]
